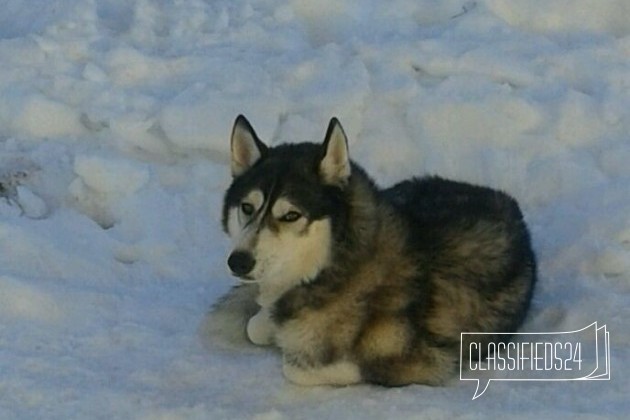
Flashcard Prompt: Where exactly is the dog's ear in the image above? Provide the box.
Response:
[320,118,351,186]
[231,115,267,177]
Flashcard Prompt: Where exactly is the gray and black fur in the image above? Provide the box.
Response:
[216,115,537,386]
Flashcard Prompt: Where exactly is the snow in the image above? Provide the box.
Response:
[0,0,628,418]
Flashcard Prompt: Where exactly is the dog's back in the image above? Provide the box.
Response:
[357,176,537,385]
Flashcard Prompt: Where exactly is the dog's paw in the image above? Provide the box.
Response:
[246,308,275,345]
[282,358,362,386]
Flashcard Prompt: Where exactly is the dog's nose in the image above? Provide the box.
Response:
[227,251,255,276]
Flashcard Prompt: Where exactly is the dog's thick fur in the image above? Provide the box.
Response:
[214,115,537,386]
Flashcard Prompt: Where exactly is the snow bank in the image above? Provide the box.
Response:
[0,0,629,418]
[486,0,630,36]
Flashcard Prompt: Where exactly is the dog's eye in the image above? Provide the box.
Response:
[241,202,255,216]
[279,211,302,223]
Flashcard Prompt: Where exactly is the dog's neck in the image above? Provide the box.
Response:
[255,275,302,308]
[338,169,382,261]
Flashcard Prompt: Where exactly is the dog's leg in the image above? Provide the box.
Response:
[282,358,362,386]
[246,307,276,345]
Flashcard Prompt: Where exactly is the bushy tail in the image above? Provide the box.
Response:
[199,284,260,350]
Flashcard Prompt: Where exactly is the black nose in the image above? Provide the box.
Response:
[227,251,255,276]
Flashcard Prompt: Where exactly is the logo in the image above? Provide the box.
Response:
[460,322,610,399]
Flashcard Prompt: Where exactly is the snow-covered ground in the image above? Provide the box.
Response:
[1,0,629,418]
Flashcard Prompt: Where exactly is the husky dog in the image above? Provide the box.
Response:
[218,115,536,386]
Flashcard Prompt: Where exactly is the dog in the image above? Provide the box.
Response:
[214,115,537,386]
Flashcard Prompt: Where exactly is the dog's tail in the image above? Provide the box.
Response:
[199,284,260,350]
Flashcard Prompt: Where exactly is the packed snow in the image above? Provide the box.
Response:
[1,0,629,418]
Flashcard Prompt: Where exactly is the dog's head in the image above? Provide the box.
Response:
[222,115,351,288]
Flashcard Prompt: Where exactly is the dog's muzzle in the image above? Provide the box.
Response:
[227,250,256,277]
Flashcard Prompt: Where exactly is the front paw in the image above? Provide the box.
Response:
[246,309,275,345]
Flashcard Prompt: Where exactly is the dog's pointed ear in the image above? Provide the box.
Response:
[231,115,267,177]
[320,118,351,186]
